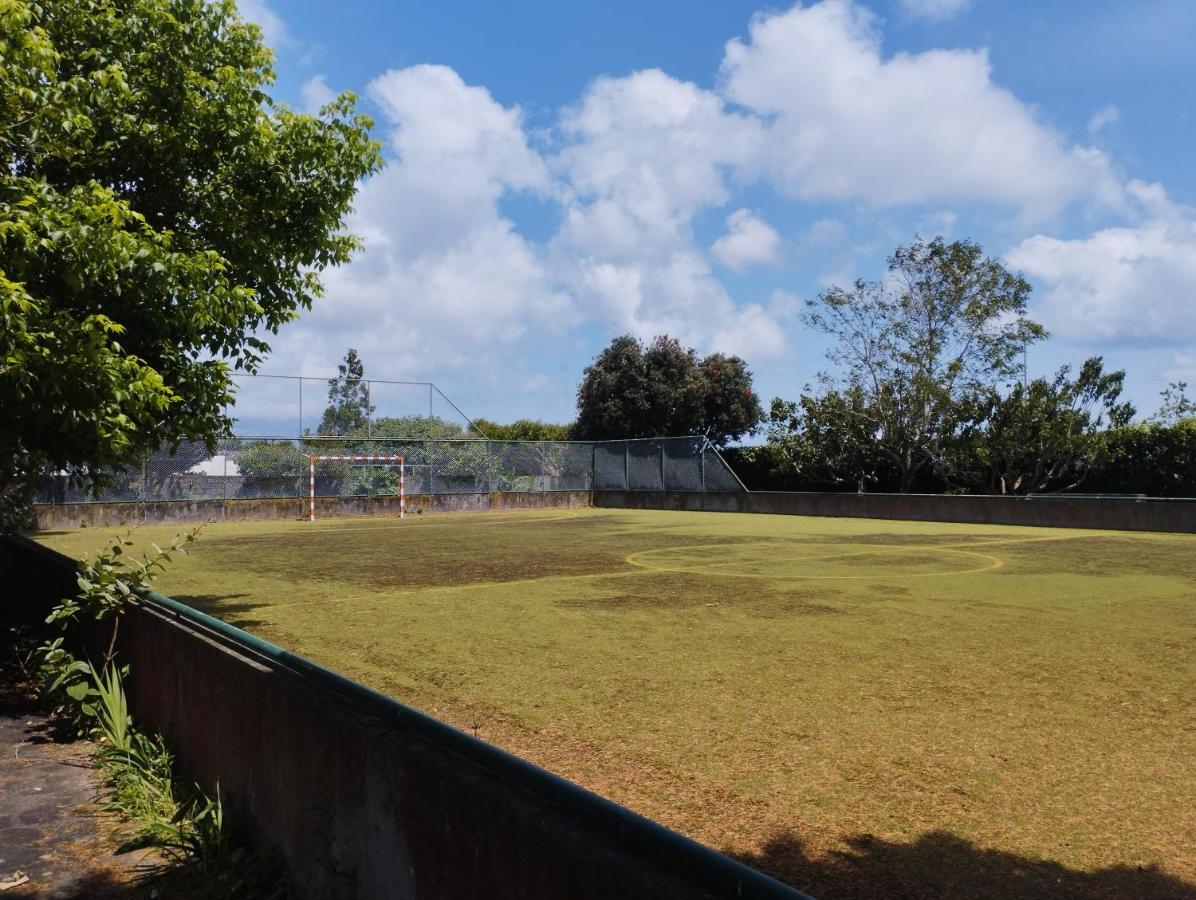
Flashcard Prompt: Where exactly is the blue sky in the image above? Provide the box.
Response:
[237,0,1196,430]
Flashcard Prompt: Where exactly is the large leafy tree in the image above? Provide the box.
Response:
[0,0,381,526]
[950,357,1134,494]
[573,335,763,446]
[803,236,1045,491]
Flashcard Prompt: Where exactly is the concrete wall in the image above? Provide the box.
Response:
[595,490,1196,533]
[0,536,806,900]
[33,489,593,530]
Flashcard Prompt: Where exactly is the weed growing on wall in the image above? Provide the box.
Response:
[33,529,282,893]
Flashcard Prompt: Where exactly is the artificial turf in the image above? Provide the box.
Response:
[35,508,1196,899]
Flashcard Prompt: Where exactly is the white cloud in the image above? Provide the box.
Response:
[280,66,568,381]
[711,209,781,270]
[555,69,764,257]
[897,0,971,21]
[551,69,787,358]
[300,75,337,114]
[1087,104,1121,135]
[718,0,1120,218]
[1007,182,1196,341]
[238,0,289,48]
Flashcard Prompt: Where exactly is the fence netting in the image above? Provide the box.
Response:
[35,437,744,505]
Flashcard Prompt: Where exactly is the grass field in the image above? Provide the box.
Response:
[36,508,1196,899]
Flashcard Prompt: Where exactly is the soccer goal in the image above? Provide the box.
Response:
[308,454,405,522]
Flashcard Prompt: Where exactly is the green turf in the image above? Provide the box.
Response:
[35,508,1196,898]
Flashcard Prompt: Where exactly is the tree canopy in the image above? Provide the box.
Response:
[949,357,1134,494]
[803,236,1045,491]
[573,335,763,446]
[0,0,381,526]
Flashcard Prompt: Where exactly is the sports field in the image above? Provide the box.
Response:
[36,508,1196,899]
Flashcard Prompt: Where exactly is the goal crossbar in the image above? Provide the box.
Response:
[308,454,405,522]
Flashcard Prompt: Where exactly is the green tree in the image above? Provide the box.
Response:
[0,0,381,529]
[766,388,892,493]
[318,348,373,436]
[1151,381,1196,426]
[804,236,1045,491]
[471,419,572,441]
[1089,420,1196,497]
[700,354,766,448]
[950,357,1134,494]
[573,334,762,446]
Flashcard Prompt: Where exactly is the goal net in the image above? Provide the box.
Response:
[308,454,405,522]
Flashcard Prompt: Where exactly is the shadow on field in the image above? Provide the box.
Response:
[168,594,271,630]
[732,829,1196,900]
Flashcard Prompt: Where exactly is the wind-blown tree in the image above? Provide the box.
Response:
[1151,381,1196,426]
[317,349,373,436]
[0,0,381,528]
[803,236,1046,491]
[949,357,1134,494]
[573,335,763,446]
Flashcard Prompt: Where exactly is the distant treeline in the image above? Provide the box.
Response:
[726,419,1196,498]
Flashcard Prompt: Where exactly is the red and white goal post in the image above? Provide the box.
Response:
[307,454,405,522]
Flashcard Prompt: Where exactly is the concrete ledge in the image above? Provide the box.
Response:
[594,490,1196,533]
[33,490,593,529]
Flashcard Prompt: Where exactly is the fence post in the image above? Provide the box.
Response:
[624,441,630,491]
[700,444,706,493]
[659,440,666,492]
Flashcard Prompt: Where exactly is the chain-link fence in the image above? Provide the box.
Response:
[34,436,745,505]
[225,374,481,437]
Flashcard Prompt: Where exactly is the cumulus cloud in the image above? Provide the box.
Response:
[300,75,337,114]
[1087,104,1121,135]
[1007,182,1196,341]
[718,0,1120,218]
[550,69,787,358]
[898,0,971,21]
[285,66,568,380]
[711,209,781,270]
[555,69,764,256]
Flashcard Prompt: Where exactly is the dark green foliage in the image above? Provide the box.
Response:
[317,349,373,436]
[948,357,1134,494]
[1087,420,1196,497]
[573,334,763,446]
[0,0,381,530]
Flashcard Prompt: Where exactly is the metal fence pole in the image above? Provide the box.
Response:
[659,440,666,491]
[700,444,706,493]
[366,381,371,437]
[298,378,303,438]
[624,441,630,491]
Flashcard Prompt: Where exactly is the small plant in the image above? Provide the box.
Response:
[30,526,264,887]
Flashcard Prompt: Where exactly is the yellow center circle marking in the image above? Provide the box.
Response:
[624,541,1004,580]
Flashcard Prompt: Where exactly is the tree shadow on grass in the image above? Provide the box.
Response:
[166,594,274,631]
[731,829,1196,900]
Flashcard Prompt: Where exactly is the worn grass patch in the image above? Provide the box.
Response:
[35,507,1196,898]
